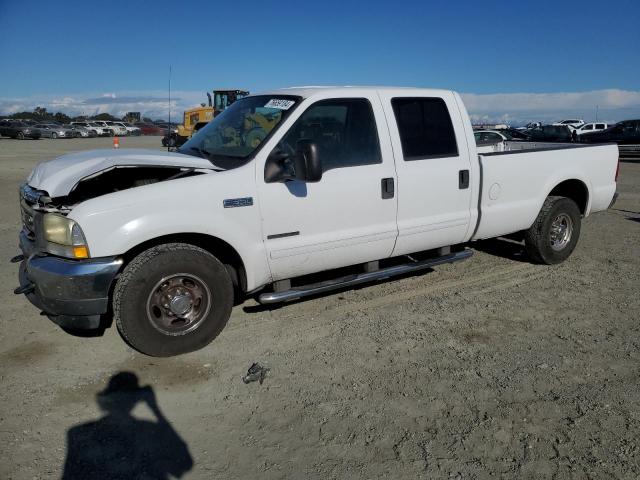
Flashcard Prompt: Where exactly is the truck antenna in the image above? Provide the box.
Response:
[168,65,172,151]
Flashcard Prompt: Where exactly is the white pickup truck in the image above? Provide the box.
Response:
[14,87,619,356]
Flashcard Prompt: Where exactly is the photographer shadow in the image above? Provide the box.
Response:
[62,371,193,480]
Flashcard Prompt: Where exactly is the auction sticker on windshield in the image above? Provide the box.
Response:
[264,99,295,110]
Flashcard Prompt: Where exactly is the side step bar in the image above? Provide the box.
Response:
[258,249,473,304]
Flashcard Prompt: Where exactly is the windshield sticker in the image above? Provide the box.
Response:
[264,99,295,110]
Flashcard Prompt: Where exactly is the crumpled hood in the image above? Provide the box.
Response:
[27,148,215,197]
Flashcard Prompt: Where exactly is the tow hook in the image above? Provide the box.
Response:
[14,283,35,295]
[10,254,24,263]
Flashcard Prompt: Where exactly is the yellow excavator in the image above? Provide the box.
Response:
[163,89,249,147]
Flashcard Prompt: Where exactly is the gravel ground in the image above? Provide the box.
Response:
[0,136,638,479]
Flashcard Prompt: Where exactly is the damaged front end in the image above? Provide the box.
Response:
[59,165,206,206]
[16,183,123,331]
[15,160,210,332]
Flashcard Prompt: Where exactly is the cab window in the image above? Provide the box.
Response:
[392,97,458,160]
[275,98,381,173]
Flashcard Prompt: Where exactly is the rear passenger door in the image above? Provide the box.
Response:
[379,92,474,255]
[258,94,398,280]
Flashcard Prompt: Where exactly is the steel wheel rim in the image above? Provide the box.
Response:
[146,273,212,336]
[550,213,573,251]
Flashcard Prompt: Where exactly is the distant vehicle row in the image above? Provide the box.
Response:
[475,119,640,153]
[70,121,140,136]
[0,120,144,139]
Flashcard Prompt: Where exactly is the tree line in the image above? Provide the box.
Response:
[0,107,157,123]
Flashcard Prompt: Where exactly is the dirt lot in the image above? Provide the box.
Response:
[0,136,638,479]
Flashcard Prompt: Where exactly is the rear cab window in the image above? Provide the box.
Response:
[391,97,458,160]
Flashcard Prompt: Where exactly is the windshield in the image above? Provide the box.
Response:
[180,95,299,169]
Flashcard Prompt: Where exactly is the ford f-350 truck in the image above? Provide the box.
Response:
[13,87,619,356]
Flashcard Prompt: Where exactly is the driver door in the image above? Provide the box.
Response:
[257,94,398,281]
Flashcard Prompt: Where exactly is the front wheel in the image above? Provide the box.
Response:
[524,196,581,264]
[17,131,25,140]
[113,243,234,356]
[51,132,58,139]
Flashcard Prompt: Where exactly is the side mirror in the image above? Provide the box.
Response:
[294,139,322,183]
[265,140,322,183]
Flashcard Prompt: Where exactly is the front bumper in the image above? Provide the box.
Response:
[16,235,122,329]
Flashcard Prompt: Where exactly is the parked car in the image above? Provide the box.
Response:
[574,122,608,136]
[579,120,640,145]
[474,130,509,153]
[103,121,128,136]
[115,122,141,136]
[136,123,165,135]
[33,123,75,139]
[517,122,541,131]
[553,119,585,130]
[14,87,618,356]
[64,124,95,138]
[72,122,111,136]
[526,125,574,142]
[0,121,42,139]
[88,121,117,136]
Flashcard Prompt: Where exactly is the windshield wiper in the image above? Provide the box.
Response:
[181,145,212,160]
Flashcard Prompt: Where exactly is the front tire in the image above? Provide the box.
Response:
[113,243,234,356]
[524,196,581,264]
[51,132,58,139]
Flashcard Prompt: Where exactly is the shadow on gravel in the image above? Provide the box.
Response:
[472,237,531,263]
[612,208,640,215]
[61,372,193,480]
[627,217,640,224]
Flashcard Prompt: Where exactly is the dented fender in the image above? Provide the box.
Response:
[67,164,272,291]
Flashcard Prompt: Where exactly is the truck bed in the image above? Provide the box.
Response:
[472,143,618,241]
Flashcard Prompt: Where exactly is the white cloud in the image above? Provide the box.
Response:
[1,88,639,125]
[461,89,640,125]
[0,90,206,120]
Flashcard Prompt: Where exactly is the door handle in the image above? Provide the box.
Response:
[381,178,394,199]
[459,170,469,189]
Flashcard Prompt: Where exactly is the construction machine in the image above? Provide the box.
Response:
[162,89,249,147]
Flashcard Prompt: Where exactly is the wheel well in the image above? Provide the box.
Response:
[549,179,588,214]
[122,233,247,293]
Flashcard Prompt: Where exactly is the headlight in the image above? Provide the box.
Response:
[43,214,90,259]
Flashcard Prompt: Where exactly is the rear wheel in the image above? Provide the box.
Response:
[524,196,581,264]
[113,243,234,356]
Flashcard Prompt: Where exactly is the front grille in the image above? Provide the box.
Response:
[21,200,35,238]
[19,184,44,239]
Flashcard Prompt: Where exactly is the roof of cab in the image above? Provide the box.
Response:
[257,86,455,99]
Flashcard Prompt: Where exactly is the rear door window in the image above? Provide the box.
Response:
[391,97,458,160]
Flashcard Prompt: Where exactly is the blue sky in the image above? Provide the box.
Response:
[0,0,638,123]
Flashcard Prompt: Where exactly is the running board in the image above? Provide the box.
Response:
[257,249,473,304]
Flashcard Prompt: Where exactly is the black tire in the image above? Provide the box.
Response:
[51,132,58,139]
[17,131,25,140]
[113,243,234,356]
[524,196,581,264]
